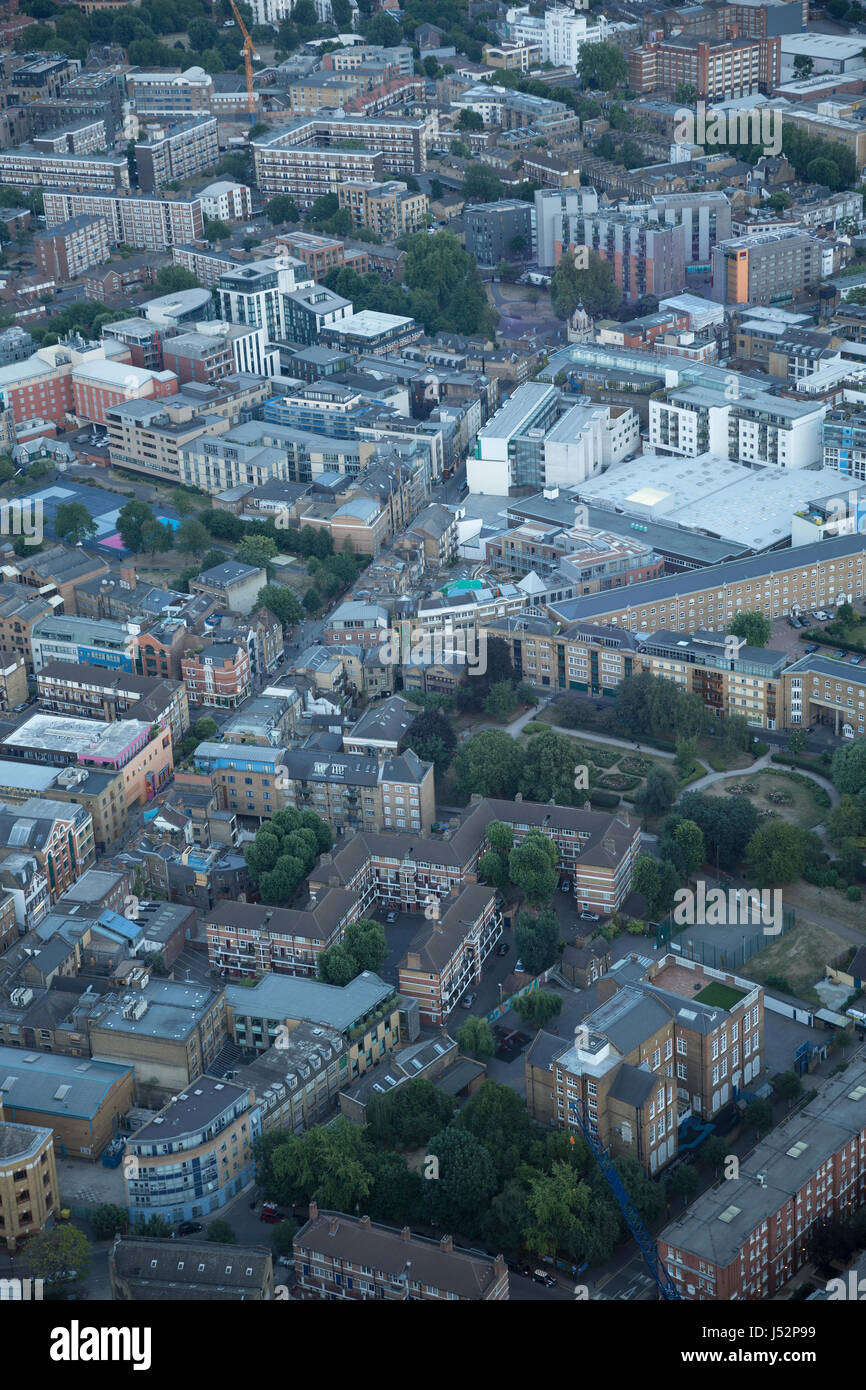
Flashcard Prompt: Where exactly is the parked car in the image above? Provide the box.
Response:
[514,959,524,973]
[579,910,600,922]
[384,911,399,924]
[461,992,477,1008]
[496,942,510,955]
[532,1269,557,1287]
[560,879,571,892]
[804,644,819,654]
[851,654,865,665]
[174,1221,203,1237]
[834,650,849,659]
[260,1202,283,1224]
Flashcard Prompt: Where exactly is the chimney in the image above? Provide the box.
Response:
[359,1214,371,1229]
[440,1234,453,1252]
[603,836,616,856]
[119,564,136,589]
[401,1226,411,1241]
[329,1217,339,1236]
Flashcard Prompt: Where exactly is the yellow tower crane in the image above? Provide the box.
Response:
[229,0,259,127]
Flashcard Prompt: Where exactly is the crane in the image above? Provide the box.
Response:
[567,1098,681,1301]
[229,0,259,128]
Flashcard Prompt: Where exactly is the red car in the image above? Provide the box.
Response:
[260,1202,282,1224]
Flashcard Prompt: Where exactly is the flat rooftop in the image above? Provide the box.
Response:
[3,713,152,759]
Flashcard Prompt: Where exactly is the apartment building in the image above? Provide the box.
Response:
[464,201,534,268]
[649,380,825,469]
[215,260,302,343]
[532,954,762,1175]
[283,285,353,347]
[1,713,174,808]
[0,890,16,956]
[124,1077,259,1224]
[268,747,435,834]
[0,146,129,192]
[189,561,266,617]
[293,1205,508,1300]
[0,796,95,901]
[126,67,215,115]
[209,895,360,980]
[29,613,138,674]
[36,662,190,747]
[88,980,228,1092]
[711,230,824,306]
[252,115,427,199]
[162,323,278,385]
[106,379,269,483]
[336,180,429,240]
[658,1054,866,1299]
[0,759,129,856]
[134,116,219,193]
[487,524,660,587]
[0,1116,58,1253]
[398,885,501,1026]
[0,584,59,676]
[33,215,111,282]
[230,1022,348,1134]
[275,229,351,279]
[542,532,866,637]
[43,189,205,252]
[0,1048,133,1162]
[181,639,252,710]
[628,35,781,97]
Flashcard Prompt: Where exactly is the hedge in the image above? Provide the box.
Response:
[589,789,621,808]
[771,752,832,774]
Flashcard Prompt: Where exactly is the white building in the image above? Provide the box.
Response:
[215,257,307,343]
[650,380,826,470]
[198,180,252,223]
[543,6,609,68]
[534,186,601,269]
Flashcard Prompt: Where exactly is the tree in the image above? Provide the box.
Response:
[477,849,508,894]
[457,107,484,130]
[509,833,559,906]
[141,518,174,556]
[698,1135,729,1174]
[631,854,660,913]
[271,1220,297,1258]
[513,989,564,1029]
[423,1126,498,1234]
[430,177,444,200]
[453,729,524,800]
[207,1218,236,1243]
[513,905,560,974]
[237,534,277,569]
[204,217,232,242]
[551,248,619,320]
[675,791,759,871]
[832,740,866,796]
[404,707,457,778]
[317,943,357,986]
[91,1203,129,1240]
[269,1119,375,1214]
[403,229,497,338]
[671,1163,700,1205]
[131,1214,174,1240]
[456,1015,496,1060]
[577,41,627,91]
[673,81,699,103]
[483,679,518,719]
[634,766,678,820]
[54,500,97,546]
[787,728,808,755]
[745,820,806,886]
[744,1097,773,1136]
[256,583,302,629]
[169,488,197,519]
[266,194,301,225]
[156,265,201,293]
[672,819,705,877]
[827,794,866,846]
[775,1071,802,1106]
[457,1079,533,1180]
[26,1224,91,1288]
[727,610,771,648]
[461,163,503,204]
[177,518,211,557]
[676,735,698,779]
[520,728,587,805]
[342,918,387,974]
[837,601,857,628]
[363,10,401,45]
[792,53,813,79]
[525,1161,618,1264]
[367,1079,455,1148]
[116,499,154,553]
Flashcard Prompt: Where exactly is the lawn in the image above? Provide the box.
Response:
[720,771,826,830]
[693,982,747,1009]
[781,882,866,935]
[746,919,850,1000]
